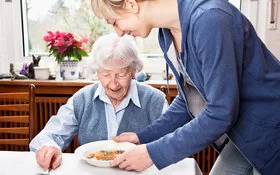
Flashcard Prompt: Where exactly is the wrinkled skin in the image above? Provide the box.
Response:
[35,145,62,170]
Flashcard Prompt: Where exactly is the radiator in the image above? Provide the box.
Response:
[35,97,68,132]
[35,96,76,153]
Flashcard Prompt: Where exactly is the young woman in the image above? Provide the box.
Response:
[91,0,280,174]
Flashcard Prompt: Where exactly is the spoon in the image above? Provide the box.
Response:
[35,169,50,175]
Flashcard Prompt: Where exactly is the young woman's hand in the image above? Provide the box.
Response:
[112,132,140,145]
[110,144,153,172]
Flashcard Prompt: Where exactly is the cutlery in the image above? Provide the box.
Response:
[35,169,50,175]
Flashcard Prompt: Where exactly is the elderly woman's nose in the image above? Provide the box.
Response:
[108,77,119,87]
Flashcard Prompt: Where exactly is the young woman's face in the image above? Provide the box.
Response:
[106,12,152,38]
[97,66,134,102]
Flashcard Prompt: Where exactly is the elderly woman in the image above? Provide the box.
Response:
[29,33,168,170]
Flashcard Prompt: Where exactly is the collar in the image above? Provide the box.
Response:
[93,80,141,108]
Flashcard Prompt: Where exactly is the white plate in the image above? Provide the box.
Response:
[74,140,136,168]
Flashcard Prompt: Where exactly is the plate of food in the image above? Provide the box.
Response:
[74,140,136,167]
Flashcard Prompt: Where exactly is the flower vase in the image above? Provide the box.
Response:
[59,60,79,80]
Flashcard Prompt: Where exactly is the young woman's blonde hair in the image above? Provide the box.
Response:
[91,0,126,19]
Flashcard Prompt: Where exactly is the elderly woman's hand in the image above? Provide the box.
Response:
[110,144,153,172]
[112,132,140,145]
[35,145,62,170]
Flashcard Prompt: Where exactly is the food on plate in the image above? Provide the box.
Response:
[86,150,125,161]
[86,153,95,159]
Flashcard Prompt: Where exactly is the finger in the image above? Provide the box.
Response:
[118,159,130,169]
[118,158,140,171]
[110,154,126,167]
[51,153,62,169]
[36,147,48,169]
[121,161,148,172]
[44,150,55,170]
[122,133,140,144]
[111,136,118,142]
[124,165,135,171]
[112,135,125,142]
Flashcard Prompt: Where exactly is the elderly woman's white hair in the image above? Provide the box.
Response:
[88,33,143,72]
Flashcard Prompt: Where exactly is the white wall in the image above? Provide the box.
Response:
[242,0,280,60]
[0,0,27,74]
[0,0,3,73]
[264,0,280,59]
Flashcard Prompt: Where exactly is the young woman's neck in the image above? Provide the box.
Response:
[140,0,182,52]
[141,0,181,31]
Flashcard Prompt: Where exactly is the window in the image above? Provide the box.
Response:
[21,0,241,58]
[21,0,162,58]
[19,0,241,79]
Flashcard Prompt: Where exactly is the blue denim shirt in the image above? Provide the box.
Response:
[137,0,280,174]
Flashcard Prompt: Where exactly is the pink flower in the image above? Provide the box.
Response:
[43,31,56,42]
[43,30,88,63]
[80,38,89,43]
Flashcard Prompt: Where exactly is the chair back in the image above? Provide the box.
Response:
[0,84,35,151]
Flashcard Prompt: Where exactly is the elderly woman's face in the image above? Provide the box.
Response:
[97,66,134,101]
